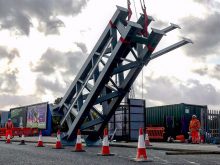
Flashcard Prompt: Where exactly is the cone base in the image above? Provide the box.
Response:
[36,141,44,147]
[130,158,153,162]
[18,140,26,145]
[52,141,64,149]
[19,143,26,145]
[74,143,84,151]
[72,150,86,152]
[36,144,45,147]
[6,137,11,143]
[97,153,115,156]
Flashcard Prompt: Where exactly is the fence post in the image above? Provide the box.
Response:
[218,110,220,137]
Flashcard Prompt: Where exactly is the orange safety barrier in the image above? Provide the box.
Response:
[146,127,165,140]
[0,128,38,137]
[0,128,6,136]
[176,135,185,142]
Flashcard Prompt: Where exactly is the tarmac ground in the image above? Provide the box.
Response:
[1,136,219,154]
[0,138,220,165]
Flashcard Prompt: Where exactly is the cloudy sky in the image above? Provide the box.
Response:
[0,0,220,110]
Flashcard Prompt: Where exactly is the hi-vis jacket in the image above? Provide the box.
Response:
[189,119,200,132]
[5,121,14,129]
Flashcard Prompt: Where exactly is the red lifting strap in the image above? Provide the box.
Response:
[109,20,116,28]
[127,0,132,21]
[120,37,130,44]
[140,0,148,37]
[147,44,155,52]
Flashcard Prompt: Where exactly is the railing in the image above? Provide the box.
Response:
[204,110,220,138]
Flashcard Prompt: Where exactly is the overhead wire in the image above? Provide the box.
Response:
[127,0,146,99]
[132,0,138,21]
[139,0,146,99]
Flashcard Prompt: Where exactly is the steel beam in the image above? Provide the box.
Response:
[87,27,192,140]
[150,38,193,60]
[66,22,143,140]
[54,6,192,142]
[60,37,113,126]
[56,6,129,114]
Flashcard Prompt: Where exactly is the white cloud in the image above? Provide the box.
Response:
[0,0,220,110]
[134,76,220,107]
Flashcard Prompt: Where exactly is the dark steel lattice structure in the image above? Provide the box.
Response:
[53,6,192,141]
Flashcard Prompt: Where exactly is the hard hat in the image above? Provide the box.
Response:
[8,118,11,121]
[192,115,197,118]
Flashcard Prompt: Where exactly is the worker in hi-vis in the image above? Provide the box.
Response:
[189,115,200,144]
[5,118,14,138]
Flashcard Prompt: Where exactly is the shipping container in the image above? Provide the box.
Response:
[109,99,146,141]
[146,103,208,140]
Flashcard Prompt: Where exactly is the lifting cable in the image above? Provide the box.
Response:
[127,0,132,21]
[126,0,148,36]
[132,0,138,20]
[139,0,148,98]
[127,0,138,98]
[140,0,149,37]
[142,65,144,99]
[126,0,148,99]
[127,0,138,21]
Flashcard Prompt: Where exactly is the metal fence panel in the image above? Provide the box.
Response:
[205,110,220,138]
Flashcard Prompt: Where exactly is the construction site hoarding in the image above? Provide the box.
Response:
[109,99,146,141]
[26,103,48,129]
[129,99,145,107]
[129,99,145,141]
[10,107,27,128]
[9,102,52,136]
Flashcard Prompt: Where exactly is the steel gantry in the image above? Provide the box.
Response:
[53,6,192,142]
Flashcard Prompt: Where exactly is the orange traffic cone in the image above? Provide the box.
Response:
[131,128,152,162]
[72,129,85,152]
[97,128,114,156]
[36,131,44,147]
[19,133,26,145]
[145,129,152,146]
[53,129,64,149]
[6,134,11,144]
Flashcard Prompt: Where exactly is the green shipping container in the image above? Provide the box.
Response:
[146,103,208,139]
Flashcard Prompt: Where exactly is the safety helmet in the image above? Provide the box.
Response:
[192,115,197,118]
[8,118,11,121]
